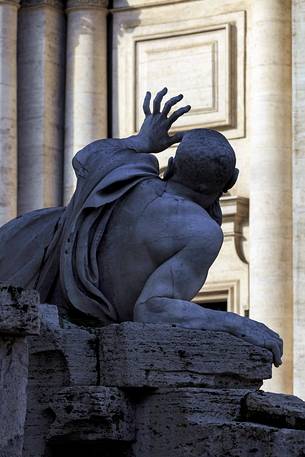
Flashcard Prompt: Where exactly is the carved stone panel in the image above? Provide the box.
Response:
[135,24,232,131]
[112,8,245,141]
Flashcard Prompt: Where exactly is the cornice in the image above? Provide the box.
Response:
[21,0,64,8]
[0,0,20,7]
[66,0,108,11]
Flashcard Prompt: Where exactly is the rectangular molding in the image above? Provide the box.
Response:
[135,24,232,132]
[112,9,245,141]
[194,280,241,315]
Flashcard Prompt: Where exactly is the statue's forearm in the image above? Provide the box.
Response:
[134,297,283,367]
[134,297,239,333]
[120,134,153,154]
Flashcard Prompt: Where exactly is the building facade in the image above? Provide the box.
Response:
[0,0,303,396]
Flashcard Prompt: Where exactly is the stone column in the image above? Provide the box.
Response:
[249,0,293,394]
[17,0,65,214]
[64,0,108,203]
[0,0,19,226]
[292,0,305,400]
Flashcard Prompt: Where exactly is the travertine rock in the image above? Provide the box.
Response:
[0,337,29,457]
[0,304,300,457]
[48,386,135,442]
[241,390,305,430]
[28,304,97,386]
[23,304,97,457]
[0,284,40,335]
[134,388,305,457]
[99,322,272,389]
[0,284,40,457]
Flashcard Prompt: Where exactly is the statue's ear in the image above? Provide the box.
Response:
[163,157,175,180]
[223,168,239,192]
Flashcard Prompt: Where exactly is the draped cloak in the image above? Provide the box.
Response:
[0,139,159,324]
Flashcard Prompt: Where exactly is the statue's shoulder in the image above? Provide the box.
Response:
[134,184,220,237]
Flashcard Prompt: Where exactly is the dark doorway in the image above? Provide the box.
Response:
[194,300,228,312]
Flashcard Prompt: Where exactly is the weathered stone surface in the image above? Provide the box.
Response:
[23,304,98,457]
[134,388,305,457]
[241,391,305,430]
[28,304,97,386]
[99,323,272,389]
[48,386,135,442]
[0,284,40,457]
[0,337,29,457]
[0,284,40,335]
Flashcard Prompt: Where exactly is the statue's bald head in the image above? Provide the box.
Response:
[172,129,237,194]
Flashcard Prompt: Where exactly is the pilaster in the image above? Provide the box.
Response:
[0,0,19,225]
[63,0,108,203]
[18,0,66,213]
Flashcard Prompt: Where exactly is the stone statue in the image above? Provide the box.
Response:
[0,88,283,367]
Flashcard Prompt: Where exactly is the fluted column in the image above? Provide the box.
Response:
[0,0,19,226]
[17,0,65,214]
[292,0,305,400]
[64,0,108,203]
[249,0,293,393]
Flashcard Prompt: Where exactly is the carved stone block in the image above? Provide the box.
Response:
[48,386,135,442]
[241,391,305,430]
[28,304,97,386]
[23,304,98,457]
[99,322,272,389]
[134,388,305,457]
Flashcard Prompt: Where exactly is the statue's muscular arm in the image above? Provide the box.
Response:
[133,202,283,367]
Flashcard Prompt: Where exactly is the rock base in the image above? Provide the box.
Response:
[0,284,39,457]
[2,299,305,456]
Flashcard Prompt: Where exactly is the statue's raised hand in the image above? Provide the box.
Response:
[136,87,191,153]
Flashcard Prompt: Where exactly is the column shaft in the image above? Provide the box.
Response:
[0,0,19,225]
[249,0,293,393]
[292,0,305,400]
[64,0,108,203]
[18,0,65,214]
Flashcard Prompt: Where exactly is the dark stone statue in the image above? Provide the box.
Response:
[0,88,283,367]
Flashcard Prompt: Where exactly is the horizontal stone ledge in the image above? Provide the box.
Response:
[48,386,135,442]
[98,322,273,389]
[241,391,305,430]
[0,284,40,336]
[135,417,305,457]
[134,388,305,456]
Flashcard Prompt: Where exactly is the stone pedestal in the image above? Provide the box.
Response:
[0,285,39,457]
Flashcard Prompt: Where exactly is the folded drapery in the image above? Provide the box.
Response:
[0,139,159,324]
